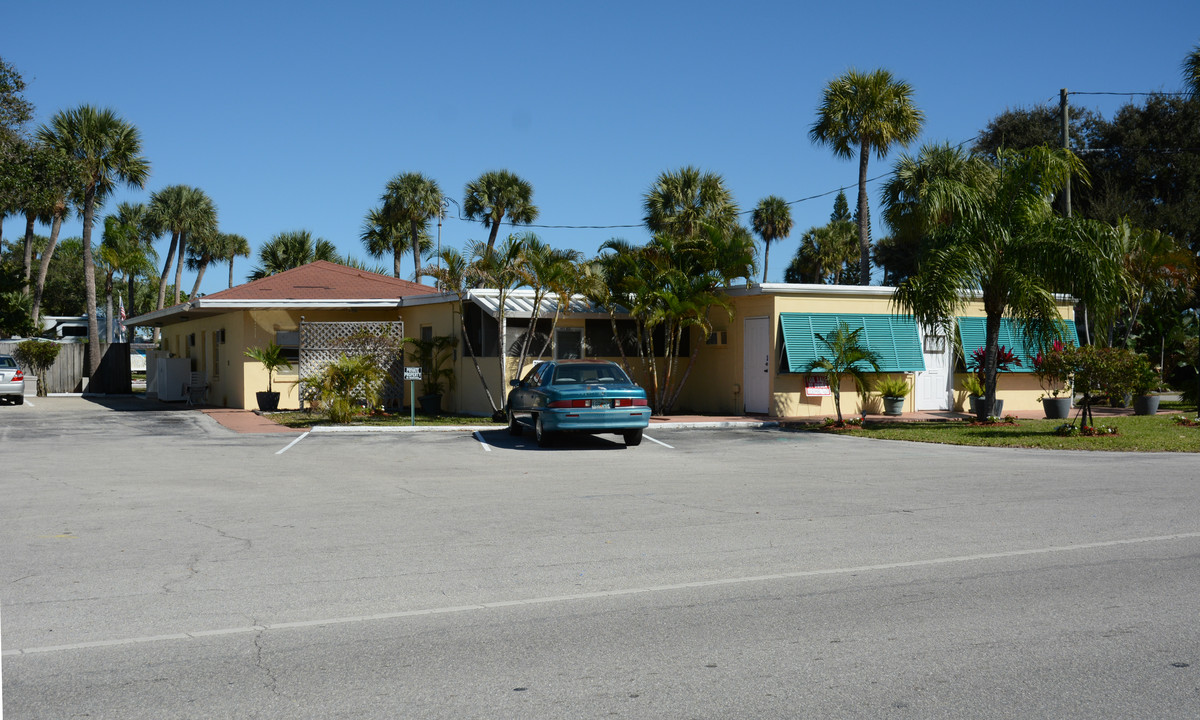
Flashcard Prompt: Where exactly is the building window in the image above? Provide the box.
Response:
[276,330,300,374]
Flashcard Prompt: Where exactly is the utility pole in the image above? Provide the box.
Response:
[1060,88,1071,218]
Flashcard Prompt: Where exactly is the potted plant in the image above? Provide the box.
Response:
[406,335,458,415]
[1128,352,1162,416]
[876,377,911,416]
[960,374,987,416]
[1033,340,1072,419]
[243,342,291,411]
[964,345,1018,417]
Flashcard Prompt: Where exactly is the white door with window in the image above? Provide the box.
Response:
[915,326,951,410]
[743,317,770,414]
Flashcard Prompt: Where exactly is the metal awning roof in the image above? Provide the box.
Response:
[465,289,627,320]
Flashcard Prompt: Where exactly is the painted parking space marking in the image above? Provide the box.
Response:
[276,432,309,455]
[644,434,673,449]
[12,530,1196,658]
[473,431,492,451]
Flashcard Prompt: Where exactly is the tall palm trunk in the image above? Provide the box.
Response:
[486,220,501,254]
[104,271,115,343]
[409,219,423,281]
[455,301,498,413]
[31,212,65,326]
[189,260,209,300]
[21,211,36,295]
[173,233,187,305]
[857,138,872,285]
[81,186,102,377]
[228,258,236,288]
[157,231,180,309]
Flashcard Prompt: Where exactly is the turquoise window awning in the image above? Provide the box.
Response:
[956,317,1080,373]
[780,313,926,373]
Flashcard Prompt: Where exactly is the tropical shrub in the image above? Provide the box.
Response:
[876,377,911,398]
[1033,340,1072,398]
[303,354,385,423]
[807,322,881,425]
[13,339,60,396]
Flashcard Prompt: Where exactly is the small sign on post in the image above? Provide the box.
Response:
[404,367,422,425]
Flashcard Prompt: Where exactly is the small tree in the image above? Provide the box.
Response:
[807,322,881,425]
[13,339,60,396]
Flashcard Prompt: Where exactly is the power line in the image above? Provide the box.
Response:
[450,133,983,232]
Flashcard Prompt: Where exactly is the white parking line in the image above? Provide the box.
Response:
[276,432,309,455]
[6,530,1198,658]
[644,434,673,449]
[473,431,492,451]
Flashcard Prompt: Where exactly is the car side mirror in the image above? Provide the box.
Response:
[509,379,522,387]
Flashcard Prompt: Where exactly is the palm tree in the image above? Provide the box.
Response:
[219,232,250,288]
[465,235,527,393]
[37,105,149,373]
[147,185,217,310]
[751,196,793,283]
[360,205,434,279]
[378,172,444,281]
[249,230,339,279]
[810,68,924,285]
[185,229,235,299]
[1184,42,1200,98]
[462,170,539,254]
[807,322,881,425]
[891,145,1124,419]
[428,246,501,414]
[99,209,158,340]
[643,166,738,240]
[110,202,158,318]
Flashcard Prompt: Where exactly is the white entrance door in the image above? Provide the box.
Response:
[915,326,951,410]
[743,317,770,414]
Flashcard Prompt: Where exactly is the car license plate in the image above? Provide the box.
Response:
[591,399,611,409]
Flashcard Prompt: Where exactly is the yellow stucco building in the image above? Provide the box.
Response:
[128,263,1076,417]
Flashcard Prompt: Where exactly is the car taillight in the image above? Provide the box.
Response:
[614,398,648,407]
[13,369,22,381]
[548,399,591,408]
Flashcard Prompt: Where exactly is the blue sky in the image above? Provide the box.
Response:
[4,0,1198,296]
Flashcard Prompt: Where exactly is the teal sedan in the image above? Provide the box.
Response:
[507,360,650,447]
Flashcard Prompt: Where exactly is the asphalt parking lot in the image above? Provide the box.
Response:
[3,397,1200,718]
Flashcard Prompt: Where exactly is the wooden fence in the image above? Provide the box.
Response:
[0,341,131,394]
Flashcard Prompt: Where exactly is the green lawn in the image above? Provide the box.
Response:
[792,414,1200,452]
[267,410,503,429]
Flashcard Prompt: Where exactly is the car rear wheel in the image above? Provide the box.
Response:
[507,407,522,436]
[14,394,23,405]
[535,413,554,448]
[623,428,643,447]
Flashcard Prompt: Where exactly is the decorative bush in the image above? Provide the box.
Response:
[1033,340,1072,398]
[13,339,61,397]
[303,354,386,424]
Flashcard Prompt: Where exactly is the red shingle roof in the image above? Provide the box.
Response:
[205,261,437,301]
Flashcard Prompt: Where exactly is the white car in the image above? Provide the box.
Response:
[0,355,26,404]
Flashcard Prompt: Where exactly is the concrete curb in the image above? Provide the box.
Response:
[309,420,779,434]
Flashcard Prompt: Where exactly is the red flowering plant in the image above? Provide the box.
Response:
[1033,340,1072,398]
[967,345,1022,389]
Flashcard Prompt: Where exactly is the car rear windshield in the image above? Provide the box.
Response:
[0,356,15,368]
[552,364,630,385]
